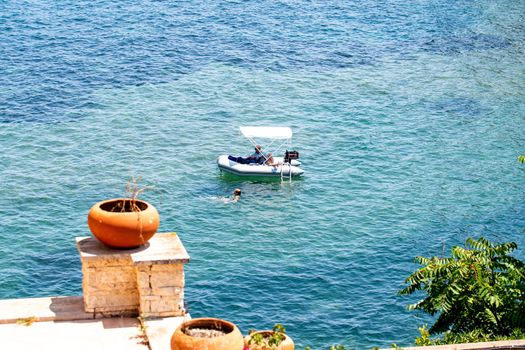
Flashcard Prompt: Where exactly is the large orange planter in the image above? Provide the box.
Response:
[170,318,244,350]
[244,331,295,350]
[87,198,160,249]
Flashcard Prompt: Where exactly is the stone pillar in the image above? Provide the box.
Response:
[76,233,190,318]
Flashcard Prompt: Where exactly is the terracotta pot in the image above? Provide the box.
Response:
[87,198,160,249]
[244,331,294,350]
[171,318,244,350]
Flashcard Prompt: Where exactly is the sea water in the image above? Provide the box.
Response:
[0,0,524,348]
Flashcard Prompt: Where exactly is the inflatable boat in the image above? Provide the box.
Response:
[217,126,304,180]
[217,155,304,177]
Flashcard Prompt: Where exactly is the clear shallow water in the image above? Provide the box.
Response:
[1,0,525,348]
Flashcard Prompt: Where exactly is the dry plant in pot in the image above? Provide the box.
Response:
[87,176,160,249]
[244,324,294,350]
[170,317,244,350]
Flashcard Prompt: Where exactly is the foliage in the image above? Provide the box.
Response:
[247,324,287,349]
[414,324,525,345]
[134,316,150,346]
[414,325,432,346]
[16,316,36,327]
[440,328,525,344]
[125,176,153,212]
[400,237,525,337]
[109,176,153,213]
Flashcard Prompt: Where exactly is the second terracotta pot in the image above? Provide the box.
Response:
[171,318,244,350]
[244,331,295,350]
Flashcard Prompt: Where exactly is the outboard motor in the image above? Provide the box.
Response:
[284,150,299,164]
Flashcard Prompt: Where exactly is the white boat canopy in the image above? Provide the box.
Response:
[218,126,302,181]
[240,126,292,140]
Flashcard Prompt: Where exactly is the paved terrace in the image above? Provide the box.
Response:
[0,295,187,349]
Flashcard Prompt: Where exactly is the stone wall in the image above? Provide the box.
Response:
[77,233,189,318]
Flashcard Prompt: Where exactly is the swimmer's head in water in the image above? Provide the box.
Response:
[233,188,241,195]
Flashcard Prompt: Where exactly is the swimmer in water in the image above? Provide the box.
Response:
[232,188,241,202]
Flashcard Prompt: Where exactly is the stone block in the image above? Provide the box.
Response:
[84,291,139,311]
[150,264,183,273]
[138,286,182,297]
[136,271,151,287]
[142,296,184,315]
[81,255,133,268]
[140,295,163,302]
[91,282,137,292]
[151,286,183,296]
[150,272,184,288]
[85,266,136,285]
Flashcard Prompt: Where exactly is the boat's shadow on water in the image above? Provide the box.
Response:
[217,170,305,184]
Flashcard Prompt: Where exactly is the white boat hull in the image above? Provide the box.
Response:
[217,155,304,177]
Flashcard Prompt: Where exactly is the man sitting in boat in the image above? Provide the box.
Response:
[228,145,266,164]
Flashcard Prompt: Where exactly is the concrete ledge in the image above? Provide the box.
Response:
[0,296,188,349]
[0,296,93,324]
[0,317,149,350]
[144,314,190,350]
[396,340,525,350]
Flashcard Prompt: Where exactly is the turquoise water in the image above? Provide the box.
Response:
[1,0,525,348]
